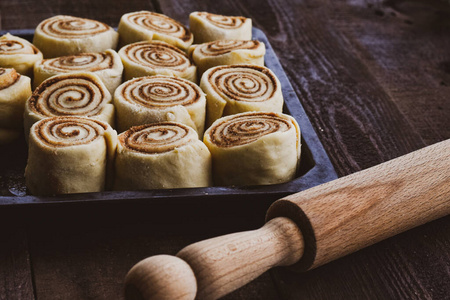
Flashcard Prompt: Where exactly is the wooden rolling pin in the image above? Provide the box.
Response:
[124,139,450,300]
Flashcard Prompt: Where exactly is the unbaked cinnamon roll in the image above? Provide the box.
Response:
[33,15,119,58]
[204,111,301,186]
[114,75,205,135]
[201,64,283,127]
[114,122,212,190]
[189,39,265,76]
[118,11,193,51]
[24,72,114,140]
[33,49,124,94]
[119,40,197,82]
[0,68,32,144]
[0,33,43,77]
[25,116,117,195]
[189,12,252,44]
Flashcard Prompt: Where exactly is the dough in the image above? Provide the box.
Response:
[189,12,252,44]
[189,39,265,76]
[33,49,124,95]
[24,72,114,140]
[0,33,43,77]
[114,75,206,135]
[0,68,32,144]
[119,40,197,82]
[25,116,117,195]
[200,64,283,128]
[204,111,301,186]
[33,15,119,58]
[118,11,193,51]
[114,122,212,190]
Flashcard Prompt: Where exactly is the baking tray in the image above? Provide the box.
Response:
[0,28,337,225]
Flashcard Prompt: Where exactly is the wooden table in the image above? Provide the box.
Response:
[1,0,449,299]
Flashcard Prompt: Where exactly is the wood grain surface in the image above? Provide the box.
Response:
[0,0,449,299]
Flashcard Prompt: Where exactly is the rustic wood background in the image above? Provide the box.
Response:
[1,0,449,299]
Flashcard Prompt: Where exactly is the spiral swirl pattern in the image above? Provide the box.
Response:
[207,65,278,103]
[0,38,37,55]
[120,76,202,109]
[125,11,192,42]
[198,40,261,56]
[37,15,111,38]
[209,112,292,147]
[196,12,247,29]
[0,68,19,90]
[122,41,192,71]
[28,73,107,117]
[120,122,197,154]
[33,116,109,148]
[40,52,114,72]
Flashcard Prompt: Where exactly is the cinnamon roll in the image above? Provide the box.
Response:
[33,49,124,94]
[189,39,265,76]
[118,40,197,82]
[0,33,43,77]
[114,75,206,135]
[118,11,193,51]
[200,64,283,127]
[24,72,114,140]
[189,12,252,44]
[33,15,119,58]
[0,68,32,144]
[25,116,118,195]
[204,111,301,186]
[114,122,212,190]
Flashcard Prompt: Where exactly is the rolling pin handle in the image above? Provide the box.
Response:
[124,216,305,300]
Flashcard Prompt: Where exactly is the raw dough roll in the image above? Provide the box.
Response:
[0,68,32,144]
[118,11,193,51]
[25,116,117,195]
[33,15,119,58]
[114,122,212,190]
[201,64,283,128]
[204,111,301,186]
[24,72,114,140]
[0,33,43,77]
[189,39,265,76]
[118,40,197,82]
[189,12,252,44]
[33,49,124,94]
[114,75,206,135]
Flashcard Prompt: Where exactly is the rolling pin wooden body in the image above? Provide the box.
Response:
[125,139,450,300]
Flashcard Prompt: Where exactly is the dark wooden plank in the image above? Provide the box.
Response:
[330,0,450,146]
[0,227,34,300]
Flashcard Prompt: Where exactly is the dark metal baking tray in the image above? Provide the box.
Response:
[0,28,337,224]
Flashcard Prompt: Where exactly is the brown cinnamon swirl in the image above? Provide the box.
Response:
[0,33,43,77]
[33,15,119,58]
[204,111,301,186]
[119,40,197,82]
[114,75,205,135]
[189,39,265,76]
[189,12,252,44]
[24,72,114,140]
[118,11,193,50]
[25,116,118,195]
[33,49,124,94]
[0,68,32,144]
[200,64,283,127]
[114,122,212,190]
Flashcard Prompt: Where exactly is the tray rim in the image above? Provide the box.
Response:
[0,27,338,207]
